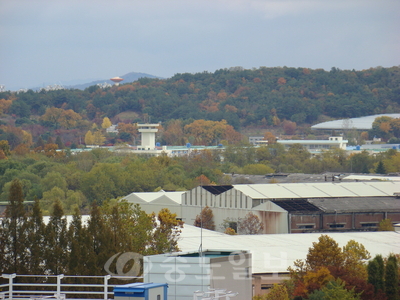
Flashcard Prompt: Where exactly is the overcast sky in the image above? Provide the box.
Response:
[1,0,399,91]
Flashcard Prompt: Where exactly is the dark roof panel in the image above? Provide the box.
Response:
[202,185,233,195]
[271,199,322,212]
[310,197,400,213]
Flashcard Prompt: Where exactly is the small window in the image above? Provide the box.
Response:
[261,284,273,290]
[329,224,345,228]
[298,224,314,229]
[361,223,378,228]
[157,295,161,300]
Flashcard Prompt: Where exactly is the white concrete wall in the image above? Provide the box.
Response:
[148,287,165,300]
[210,253,252,300]
[181,187,288,234]
[144,255,211,300]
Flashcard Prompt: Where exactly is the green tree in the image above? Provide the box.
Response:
[368,255,385,294]
[0,140,11,157]
[242,163,274,175]
[385,254,399,300]
[35,136,45,149]
[87,202,111,275]
[378,218,394,231]
[55,136,65,149]
[348,151,372,173]
[2,179,28,274]
[41,186,66,213]
[26,198,46,275]
[41,171,67,192]
[68,207,90,275]
[44,199,68,274]
[308,279,361,300]
[375,161,386,174]
[253,284,289,300]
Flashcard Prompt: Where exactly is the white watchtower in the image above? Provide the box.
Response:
[137,123,159,150]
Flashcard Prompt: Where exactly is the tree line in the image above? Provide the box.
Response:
[2,140,400,213]
[0,179,181,279]
[0,66,399,149]
[254,235,399,300]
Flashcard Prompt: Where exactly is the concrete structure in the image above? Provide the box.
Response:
[106,124,119,134]
[311,113,400,131]
[137,124,160,150]
[110,76,124,86]
[114,283,168,300]
[250,136,348,152]
[113,123,225,157]
[144,250,251,300]
[249,136,264,146]
[176,225,400,295]
[277,136,348,152]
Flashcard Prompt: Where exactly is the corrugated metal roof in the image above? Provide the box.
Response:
[232,182,400,199]
[313,182,359,197]
[250,184,301,198]
[279,184,331,198]
[309,197,400,213]
[311,113,400,130]
[233,185,269,199]
[178,225,400,274]
[344,175,400,181]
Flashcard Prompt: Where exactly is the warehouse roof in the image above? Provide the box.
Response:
[232,181,400,199]
[123,191,184,204]
[312,197,400,213]
[311,113,400,130]
[178,225,400,274]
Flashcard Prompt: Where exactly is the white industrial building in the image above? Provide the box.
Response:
[175,224,400,295]
[277,136,348,151]
[180,181,400,234]
[311,113,400,131]
[122,181,400,235]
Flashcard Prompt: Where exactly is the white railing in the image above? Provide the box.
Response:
[0,274,141,300]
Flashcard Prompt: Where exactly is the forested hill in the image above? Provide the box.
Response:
[65,71,160,90]
[1,66,399,130]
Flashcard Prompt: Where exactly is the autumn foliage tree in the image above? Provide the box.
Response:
[288,235,376,299]
[184,119,241,145]
[238,212,264,234]
[194,206,215,230]
[101,117,112,129]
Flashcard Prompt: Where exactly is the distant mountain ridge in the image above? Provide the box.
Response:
[65,72,161,90]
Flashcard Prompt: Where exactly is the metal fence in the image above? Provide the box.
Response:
[0,274,141,300]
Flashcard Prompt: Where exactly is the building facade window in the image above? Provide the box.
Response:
[328,223,345,228]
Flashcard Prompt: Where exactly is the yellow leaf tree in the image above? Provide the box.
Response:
[84,130,95,145]
[59,109,82,129]
[101,117,112,129]
[93,130,106,146]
